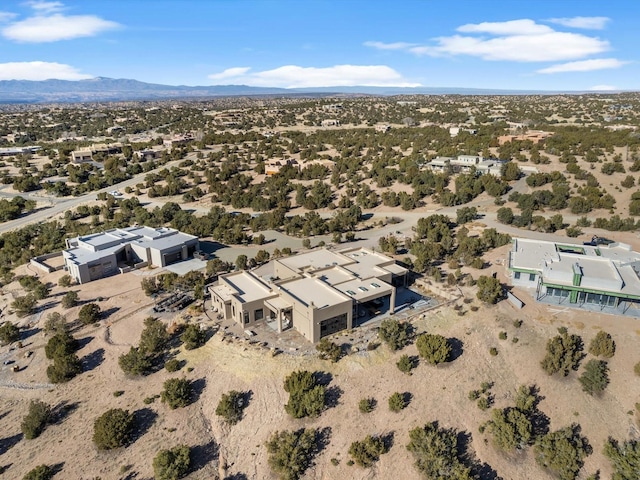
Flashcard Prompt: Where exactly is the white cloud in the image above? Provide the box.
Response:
[0,61,92,80]
[457,19,553,36]
[366,18,610,63]
[208,67,251,80]
[2,2,118,42]
[0,12,17,22]
[27,1,64,13]
[363,41,418,50]
[537,58,629,74]
[416,31,608,62]
[208,64,421,88]
[589,84,618,91]
[548,16,610,30]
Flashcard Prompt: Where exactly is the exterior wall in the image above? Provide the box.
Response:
[312,301,353,343]
[130,243,151,264]
[512,271,538,287]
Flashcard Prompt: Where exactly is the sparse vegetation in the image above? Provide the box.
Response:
[407,423,473,479]
[534,425,591,480]
[161,377,193,409]
[21,400,51,440]
[388,392,407,412]
[93,408,135,450]
[215,390,246,425]
[359,397,376,413]
[578,359,609,396]
[541,328,584,376]
[0,321,19,344]
[78,303,101,325]
[315,338,342,362]
[378,318,410,351]
[152,445,191,480]
[396,354,415,375]
[266,428,319,480]
[349,435,389,467]
[180,323,206,350]
[283,370,326,418]
[588,331,616,358]
[416,333,451,365]
[22,464,53,480]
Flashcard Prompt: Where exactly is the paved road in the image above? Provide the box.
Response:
[0,153,199,234]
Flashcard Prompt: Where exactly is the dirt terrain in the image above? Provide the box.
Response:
[1,260,639,480]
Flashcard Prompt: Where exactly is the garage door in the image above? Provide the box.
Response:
[163,251,182,265]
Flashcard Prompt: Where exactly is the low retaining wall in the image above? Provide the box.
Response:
[30,251,64,273]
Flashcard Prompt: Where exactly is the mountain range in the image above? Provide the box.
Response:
[0,77,610,103]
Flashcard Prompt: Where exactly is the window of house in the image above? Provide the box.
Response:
[243,311,249,324]
[514,272,521,279]
[358,286,368,292]
[255,309,264,321]
[529,273,536,281]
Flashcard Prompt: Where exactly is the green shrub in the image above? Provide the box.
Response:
[498,331,507,340]
[541,329,584,376]
[513,319,523,328]
[635,362,640,376]
[468,390,480,401]
[11,294,37,317]
[348,435,389,467]
[60,291,78,309]
[215,390,246,425]
[579,359,609,396]
[378,319,409,351]
[534,425,591,480]
[604,437,640,479]
[283,371,326,418]
[359,398,375,413]
[0,321,19,344]
[21,400,51,440]
[588,331,615,358]
[58,274,72,287]
[489,347,498,356]
[266,429,318,480]
[477,397,490,410]
[180,324,206,350]
[316,338,342,362]
[22,464,53,480]
[161,378,192,409]
[78,303,101,325]
[139,317,169,355]
[396,354,415,375]
[407,423,473,479]
[113,390,124,397]
[118,346,152,376]
[485,407,532,451]
[93,408,135,450]
[165,359,182,372]
[416,333,451,365]
[45,332,77,360]
[388,392,407,412]
[152,445,191,480]
[46,353,82,383]
[476,276,504,304]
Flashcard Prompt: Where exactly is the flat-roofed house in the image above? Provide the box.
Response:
[63,226,198,284]
[210,247,408,342]
[509,238,640,314]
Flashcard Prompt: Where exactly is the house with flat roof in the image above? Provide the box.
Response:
[424,154,505,176]
[63,226,199,284]
[210,247,408,342]
[508,238,640,314]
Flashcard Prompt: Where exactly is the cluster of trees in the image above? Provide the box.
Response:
[0,196,36,222]
[283,370,326,419]
[44,324,82,383]
[118,317,169,375]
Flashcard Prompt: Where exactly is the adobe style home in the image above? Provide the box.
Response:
[63,226,199,284]
[509,237,640,315]
[210,247,408,343]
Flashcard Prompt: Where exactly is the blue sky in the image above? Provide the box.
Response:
[0,0,637,91]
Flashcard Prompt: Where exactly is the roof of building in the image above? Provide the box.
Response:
[279,276,350,308]
[221,271,275,304]
[510,238,640,296]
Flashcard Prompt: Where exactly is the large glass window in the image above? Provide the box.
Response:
[255,309,264,321]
